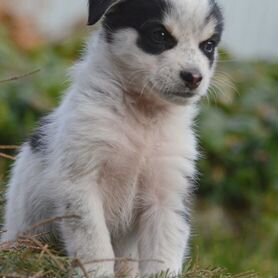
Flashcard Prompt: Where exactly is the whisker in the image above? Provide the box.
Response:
[207,85,219,104]
[213,78,239,96]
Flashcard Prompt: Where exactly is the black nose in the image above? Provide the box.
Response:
[180,70,203,90]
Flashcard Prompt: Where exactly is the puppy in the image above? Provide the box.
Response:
[2,0,223,276]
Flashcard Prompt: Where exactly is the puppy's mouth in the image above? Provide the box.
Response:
[171,91,195,98]
[146,81,198,104]
[155,89,198,105]
[162,88,198,100]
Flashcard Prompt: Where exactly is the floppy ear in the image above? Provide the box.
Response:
[88,0,115,25]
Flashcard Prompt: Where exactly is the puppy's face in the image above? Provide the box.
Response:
[89,0,224,104]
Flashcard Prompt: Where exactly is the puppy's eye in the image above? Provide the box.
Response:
[138,22,177,54]
[151,28,167,43]
[200,40,216,55]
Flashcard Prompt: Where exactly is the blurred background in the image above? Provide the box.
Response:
[0,0,277,277]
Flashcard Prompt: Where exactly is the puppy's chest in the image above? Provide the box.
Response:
[97,139,150,232]
[97,121,190,234]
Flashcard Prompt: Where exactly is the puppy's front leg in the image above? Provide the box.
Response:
[138,204,190,276]
[58,183,114,277]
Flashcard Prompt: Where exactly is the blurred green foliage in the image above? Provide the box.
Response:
[195,54,278,277]
[198,59,278,209]
[0,24,277,277]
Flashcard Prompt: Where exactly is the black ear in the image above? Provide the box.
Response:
[88,0,115,25]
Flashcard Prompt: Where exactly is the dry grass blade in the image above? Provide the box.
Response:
[0,145,18,150]
[83,257,164,265]
[0,241,16,252]
[0,273,44,278]
[23,236,66,271]
[0,274,28,278]
[71,258,90,278]
[0,237,41,252]
[0,69,40,84]
[233,272,259,278]
[0,152,16,160]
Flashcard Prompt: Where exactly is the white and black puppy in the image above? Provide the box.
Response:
[2,0,223,276]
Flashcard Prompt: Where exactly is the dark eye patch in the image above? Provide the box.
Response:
[137,21,177,55]
[200,33,221,66]
[200,39,216,59]
[103,0,177,54]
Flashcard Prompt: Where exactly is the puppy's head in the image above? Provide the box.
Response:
[88,0,224,105]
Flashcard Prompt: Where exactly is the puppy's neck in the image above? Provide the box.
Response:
[123,89,172,123]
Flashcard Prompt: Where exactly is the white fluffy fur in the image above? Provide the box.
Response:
[2,0,220,276]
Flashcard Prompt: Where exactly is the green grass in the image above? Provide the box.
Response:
[191,202,278,278]
[0,237,71,277]
[0,236,259,278]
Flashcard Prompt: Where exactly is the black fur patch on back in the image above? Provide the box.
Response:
[29,118,50,153]
[103,0,177,55]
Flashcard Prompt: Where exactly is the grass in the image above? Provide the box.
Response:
[0,235,259,278]
[191,201,278,277]
[0,236,71,277]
